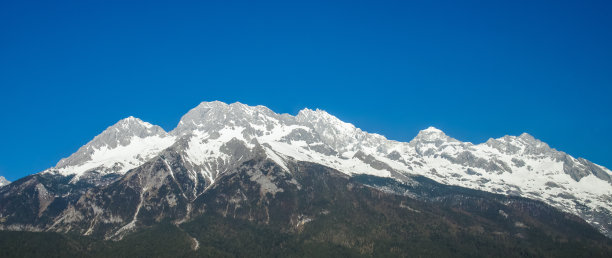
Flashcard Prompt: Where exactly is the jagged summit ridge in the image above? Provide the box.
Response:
[484,132,553,156]
[33,100,612,238]
[48,101,611,186]
[173,101,284,136]
[50,116,175,180]
[56,116,167,167]
[411,126,456,143]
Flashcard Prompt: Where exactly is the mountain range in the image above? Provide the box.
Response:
[1,101,611,256]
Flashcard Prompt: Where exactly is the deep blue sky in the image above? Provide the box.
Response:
[1,0,611,181]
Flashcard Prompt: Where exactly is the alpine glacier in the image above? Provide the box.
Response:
[4,101,612,238]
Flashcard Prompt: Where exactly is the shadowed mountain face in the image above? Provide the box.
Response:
[1,156,611,257]
[1,101,612,256]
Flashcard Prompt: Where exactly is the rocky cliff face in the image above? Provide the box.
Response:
[1,101,611,240]
[2,156,612,257]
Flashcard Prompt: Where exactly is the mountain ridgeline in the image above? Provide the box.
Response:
[1,101,611,257]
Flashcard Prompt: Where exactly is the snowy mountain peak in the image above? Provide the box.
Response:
[102,116,165,138]
[52,117,174,179]
[411,126,455,144]
[422,126,443,133]
[484,133,553,156]
[56,116,168,167]
[33,100,612,238]
[296,108,358,135]
[173,101,283,136]
[294,108,389,152]
[297,108,337,120]
[0,176,10,187]
[297,108,346,124]
[116,116,153,128]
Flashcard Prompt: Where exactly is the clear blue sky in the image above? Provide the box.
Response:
[1,0,611,181]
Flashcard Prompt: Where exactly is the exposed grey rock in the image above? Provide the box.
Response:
[281,128,318,144]
[295,108,389,153]
[559,155,612,183]
[56,117,168,168]
[353,151,395,173]
[386,151,402,161]
[579,158,612,183]
[545,181,565,189]
[441,151,511,174]
[511,158,526,168]
[3,100,612,241]
[220,138,251,158]
[409,127,458,147]
[485,133,555,156]
[466,168,480,176]
[485,137,522,155]
[173,101,295,137]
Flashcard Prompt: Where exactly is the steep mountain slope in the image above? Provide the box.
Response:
[1,158,611,257]
[1,101,611,242]
[52,116,175,184]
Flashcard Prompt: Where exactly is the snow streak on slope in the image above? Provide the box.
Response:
[44,116,175,182]
[39,101,612,237]
[57,135,175,181]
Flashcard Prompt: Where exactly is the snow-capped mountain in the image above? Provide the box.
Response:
[2,101,611,239]
[50,116,175,183]
[0,176,9,187]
